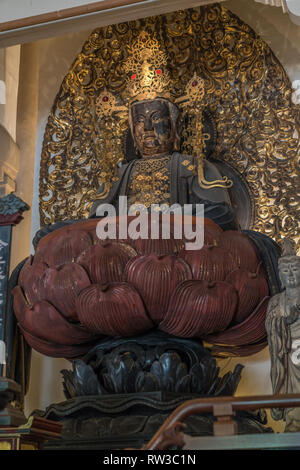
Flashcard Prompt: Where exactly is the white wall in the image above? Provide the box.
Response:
[30,30,92,244]
[0,45,20,199]
[0,0,116,22]
[0,45,20,141]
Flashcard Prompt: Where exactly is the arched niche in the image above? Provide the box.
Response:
[39,4,299,251]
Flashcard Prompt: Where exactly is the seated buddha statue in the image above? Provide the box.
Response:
[89,96,238,233]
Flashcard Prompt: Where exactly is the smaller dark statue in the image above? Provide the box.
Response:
[266,239,300,432]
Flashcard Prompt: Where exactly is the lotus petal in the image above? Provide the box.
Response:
[210,339,268,357]
[225,267,269,323]
[124,255,192,323]
[160,280,238,337]
[130,214,221,255]
[76,283,153,336]
[76,242,137,284]
[181,245,237,281]
[18,256,48,304]
[132,218,221,255]
[13,286,97,345]
[34,229,92,267]
[133,238,185,256]
[19,325,98,358]
[218,231,260,272]
[91,215,136,247]
[204,296,270,346]
[182,220,222,247]
[41,263,91,321]
[103,215,221,254]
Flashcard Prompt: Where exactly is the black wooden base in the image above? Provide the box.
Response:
[37,392,273,450]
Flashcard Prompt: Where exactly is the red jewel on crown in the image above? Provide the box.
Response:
[102,96,109,102]
[131,74,137,80]
[156,69,162,75]
[192,80,198,87]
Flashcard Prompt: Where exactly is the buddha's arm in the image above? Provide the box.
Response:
[189,160,238,230]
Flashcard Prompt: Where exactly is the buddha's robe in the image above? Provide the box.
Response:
[90,153,237,231]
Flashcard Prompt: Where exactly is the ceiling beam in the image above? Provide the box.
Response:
[0,0,224,47]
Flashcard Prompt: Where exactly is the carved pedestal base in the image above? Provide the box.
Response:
[39,392,273,450]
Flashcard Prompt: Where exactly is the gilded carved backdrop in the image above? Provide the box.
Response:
[39,4,300,252]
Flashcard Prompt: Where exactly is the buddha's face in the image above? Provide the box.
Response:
[279,259,300,289]
[130,99,176,158]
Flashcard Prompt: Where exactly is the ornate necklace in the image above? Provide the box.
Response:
[128,155,171,208]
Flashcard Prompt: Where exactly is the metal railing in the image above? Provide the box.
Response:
[143,394,300,450]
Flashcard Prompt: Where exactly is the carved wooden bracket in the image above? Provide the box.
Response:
[0,193,29,226]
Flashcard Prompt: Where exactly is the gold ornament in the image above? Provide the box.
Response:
[177,72,205,106]
[123,31,173,104]
[128,155,171,208]
[94,89,127,198]
[178,73,233,189]
[96,89,127,118]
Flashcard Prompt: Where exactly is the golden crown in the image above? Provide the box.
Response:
[96,31,206,116]
[123,31,173,103]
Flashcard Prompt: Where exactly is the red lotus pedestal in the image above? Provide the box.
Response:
[13,215,270,358]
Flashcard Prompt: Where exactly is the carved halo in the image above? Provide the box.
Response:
[39,5,300,252]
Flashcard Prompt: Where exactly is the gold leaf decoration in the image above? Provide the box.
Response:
[39,5,300,252]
